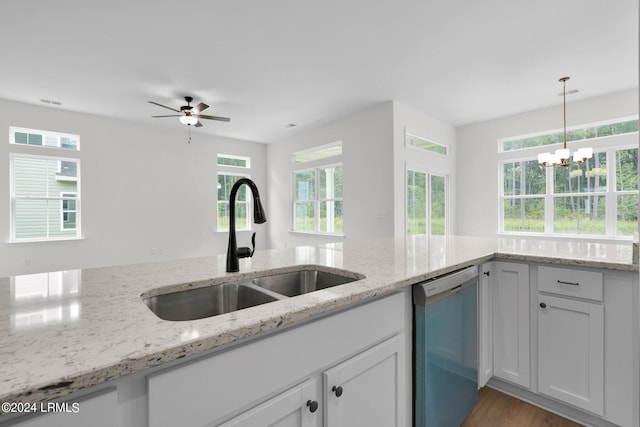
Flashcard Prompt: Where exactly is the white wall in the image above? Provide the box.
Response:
[456,88,639,237]
[0,99,267,276]
[265,100,458,249]
[266,102,395,248]
[392,101,457,237]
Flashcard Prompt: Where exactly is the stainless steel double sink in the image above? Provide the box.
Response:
[143,267,365,321]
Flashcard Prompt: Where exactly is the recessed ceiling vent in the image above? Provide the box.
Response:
[40,99,62,106]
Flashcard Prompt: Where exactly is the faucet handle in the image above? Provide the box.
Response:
[237,232,257,259]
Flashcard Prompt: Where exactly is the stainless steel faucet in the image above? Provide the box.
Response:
[226,178,267,272]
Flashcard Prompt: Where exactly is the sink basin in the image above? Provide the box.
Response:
[143,267,365,321]
[251,269,362,297]
[143,283,280,321]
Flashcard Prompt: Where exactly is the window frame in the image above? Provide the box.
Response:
[216,153,253,232]
[291,141,342,165]
[499,158,547,234]
[406,164,450,236]
[291,162,344,236]
[499,116,639,153]
[405,128,449,157]
[11,126,80,151]
[498,123,638,240]
[60,192,78,231]
[217,172,251,232]
[217,153,251,169]
[10,152,81,242]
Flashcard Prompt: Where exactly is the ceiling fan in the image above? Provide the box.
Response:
[148,96,231,127]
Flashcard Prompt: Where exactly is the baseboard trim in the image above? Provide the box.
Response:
[487,378,620,427]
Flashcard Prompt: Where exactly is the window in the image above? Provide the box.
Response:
[291,143,343,234]
[293,165,343,234]
[406,168,448,235]
[217,153,251,168]
[406,130,448,156]
[499,118,638,238]
[9,127,81,242]
[292,142,342,164]
[61,192,77,230]
[12,127,79,150]
[217,154,251,231]
[502,160,546,233]
[11,155,80,241]
[500,118,638,152]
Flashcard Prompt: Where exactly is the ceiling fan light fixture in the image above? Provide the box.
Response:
[179,115,198,126]
[149,97,230,127]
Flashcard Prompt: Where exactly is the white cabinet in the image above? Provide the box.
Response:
[537,265,605,416]
[484,262,637,427]
[147,291,408,427]
[492,261,530,388]
[537,294,604,415]
[478,263,493,388]
[220,379,320,427]
[9,389,117,427]
[324,335,404,427]
[225,334,405,427]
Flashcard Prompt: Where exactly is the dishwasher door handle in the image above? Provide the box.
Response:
[449,284,463,294]
[413,266,478,305]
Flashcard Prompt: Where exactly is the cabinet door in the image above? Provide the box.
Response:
[478,263,493,388]
[148,292,405,427]
[324,335,405,427]
[10,389,117,427]
[538,294,604,416]
[492,262,530,388]
[219,379,319,427]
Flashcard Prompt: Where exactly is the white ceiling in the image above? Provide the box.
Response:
[1,0,637,143]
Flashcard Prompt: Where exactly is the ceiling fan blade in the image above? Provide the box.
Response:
[148,101,180,112]
[195,121,203,128]
[151,114,181,118]
[197,114,231,122]
[192,103,209,114]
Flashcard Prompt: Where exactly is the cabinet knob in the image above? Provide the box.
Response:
[306,400,319,413]
[332,385,344,397]
[540,302,547,309]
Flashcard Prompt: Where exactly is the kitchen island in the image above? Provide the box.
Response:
[0,235,636,425]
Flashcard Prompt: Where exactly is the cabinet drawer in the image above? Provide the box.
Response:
[538,266,603,301]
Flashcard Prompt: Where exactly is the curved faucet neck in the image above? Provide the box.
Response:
[226,178,266,273]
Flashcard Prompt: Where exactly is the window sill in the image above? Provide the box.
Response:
[215,228,253,233]
[8,236,85,244]
[288,230,346,238]
[497,232,634,244]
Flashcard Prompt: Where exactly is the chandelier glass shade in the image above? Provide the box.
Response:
[538,77,592,168]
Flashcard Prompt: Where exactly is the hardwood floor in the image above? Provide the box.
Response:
[460,387,584,427]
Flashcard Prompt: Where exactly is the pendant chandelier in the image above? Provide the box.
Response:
[538,77,592,168]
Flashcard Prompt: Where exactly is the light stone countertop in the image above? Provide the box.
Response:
[0,235,636,407]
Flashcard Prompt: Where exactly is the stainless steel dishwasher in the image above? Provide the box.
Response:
[413,266,478,427]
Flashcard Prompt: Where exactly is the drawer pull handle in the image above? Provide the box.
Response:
[557,280,579,286]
